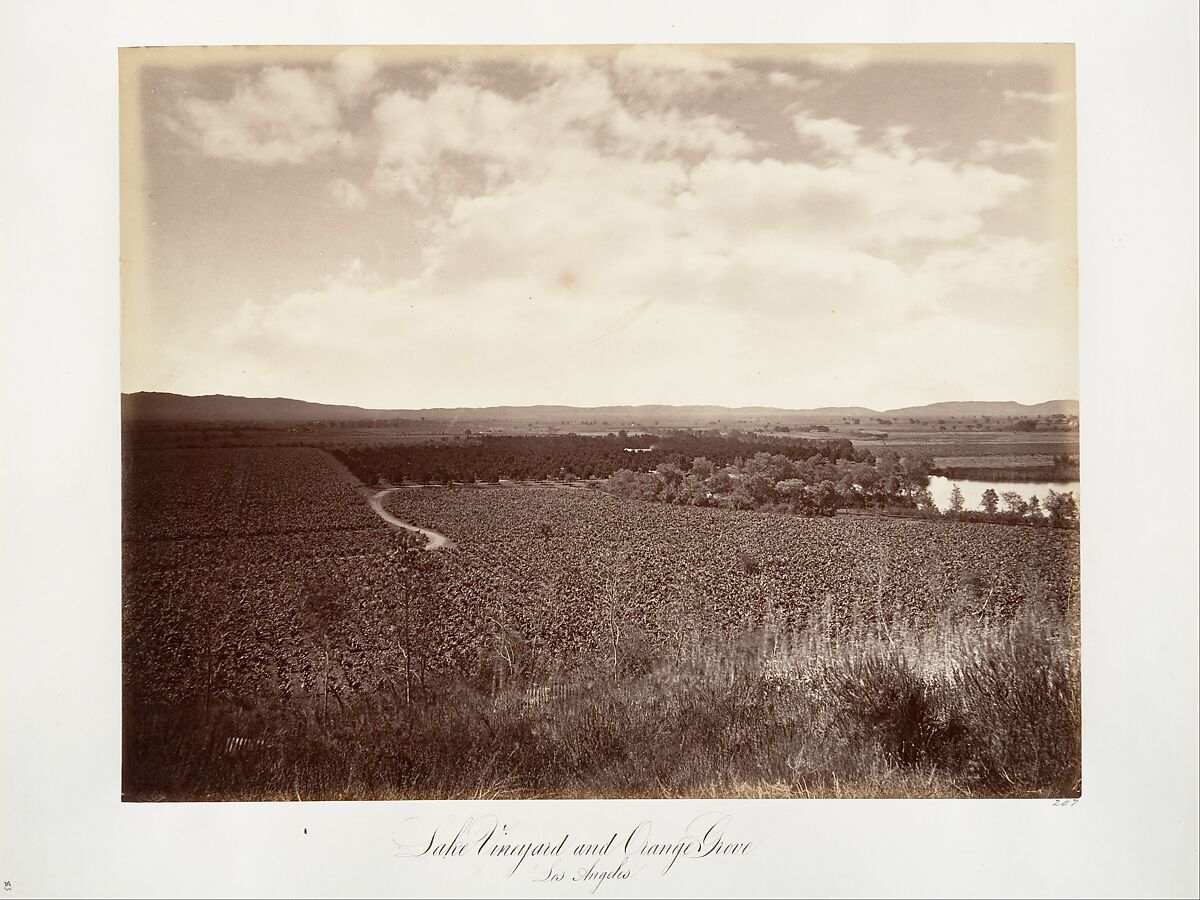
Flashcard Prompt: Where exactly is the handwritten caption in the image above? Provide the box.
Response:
[393,813,757,892]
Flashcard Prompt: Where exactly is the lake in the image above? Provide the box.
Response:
[928,475,1080,514]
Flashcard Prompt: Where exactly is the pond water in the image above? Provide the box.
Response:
[927,475,1080,514]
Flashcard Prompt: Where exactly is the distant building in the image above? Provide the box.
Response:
[623,447,653,453]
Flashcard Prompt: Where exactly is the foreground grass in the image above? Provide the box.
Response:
[124,599,1080,801]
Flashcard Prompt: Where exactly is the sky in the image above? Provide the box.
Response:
[121,44,1077,410]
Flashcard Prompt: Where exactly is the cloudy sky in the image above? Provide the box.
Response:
[121,44,1076,410]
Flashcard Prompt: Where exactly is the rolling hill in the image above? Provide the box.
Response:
[121,392,1079,425]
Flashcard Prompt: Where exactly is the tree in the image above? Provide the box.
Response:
[728,481,756,510]
[980,488,999,515]
[876,450,900,481]
[1027,494,1042,519]
[949,483,965,513]
[807,480,842,516]
[912,486,938,512]
[679,473,709,505]
[654,462,686,488]
[1044,489,1079,526]
[776,478,809,514]
[744,472,779,505]
[1001,491,1029,517]
[706,470,734,494]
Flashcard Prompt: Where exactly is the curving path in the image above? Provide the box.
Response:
[318,448,455,551]
[367,488,455,551]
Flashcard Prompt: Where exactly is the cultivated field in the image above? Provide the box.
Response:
[381,485,1078,643]
[123,446,1080,800]
[856,437,1078,469]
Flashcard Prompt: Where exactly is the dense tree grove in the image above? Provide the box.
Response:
[602,448,937,515]
[332,431,860,486]
[601,455,1080,528]
[327,432,1078,527]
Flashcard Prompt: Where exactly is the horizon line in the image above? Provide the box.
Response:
[121,389,1079,414]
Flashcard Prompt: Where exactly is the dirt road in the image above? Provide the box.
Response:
[367,488,455,550]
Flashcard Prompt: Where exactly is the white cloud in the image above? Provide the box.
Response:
[612,45,741,95]
[171,56,379,165]
[163,53,1071,408]
[974,136,1056,159]
[331,49,379,102]
[326,177,367,209]
[1003,89,1066,104]
[918,237,1054,293]
[913,236,1065,324]
[723,114,1031,246]
[199,108,1049,406]
[369,65,753,202]
[767,71,821,91]
[805,46,873,72]
[793,113,864,157]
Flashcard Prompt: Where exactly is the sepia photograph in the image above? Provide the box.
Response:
[118,43,1084,802]
[4,1,1199,896]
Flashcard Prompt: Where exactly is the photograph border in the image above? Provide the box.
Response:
[2,1,1197,897]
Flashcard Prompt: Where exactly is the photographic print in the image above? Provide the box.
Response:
[120,43,1080,801]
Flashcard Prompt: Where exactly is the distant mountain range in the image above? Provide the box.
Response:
[121,392,1079,425]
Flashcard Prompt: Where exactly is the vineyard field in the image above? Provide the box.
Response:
[122,446,1080,799]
